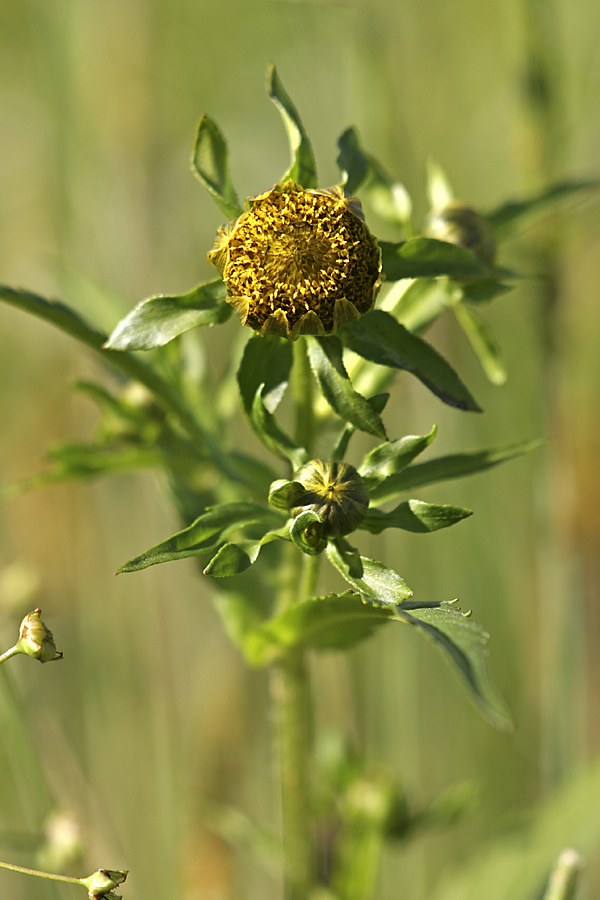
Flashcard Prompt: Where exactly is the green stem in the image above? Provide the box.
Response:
[0,859,85,887]
[271,337,321,900]
[0,646,20,665]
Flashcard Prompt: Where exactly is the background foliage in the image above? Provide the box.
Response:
[1,0,599,898]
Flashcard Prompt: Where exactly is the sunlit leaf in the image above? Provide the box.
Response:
[244,591,397,666]
[306,336,387,439]
[117,503,281,573]
[454,304,507,385]
[390,277,451,332]
[204,526,289,576]
[267,63,317,189]
[341,310,481,412]
[369,438,541,503]
[191,115,243,219]
[361,499,473,534]
[104,280,231,351]
[327,539,413,605]
[331,393,389,462]
[397,601,512,730]
[359,426,437,486]
[380,238,489,281]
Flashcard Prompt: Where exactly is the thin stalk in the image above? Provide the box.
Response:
[0,859,85,887]
[0,646,20,665]
[272,337,320,900]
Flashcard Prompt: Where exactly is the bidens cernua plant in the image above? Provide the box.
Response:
[1,61,592,900]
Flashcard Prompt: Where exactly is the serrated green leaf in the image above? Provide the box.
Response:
[486,179,600,236]
[306,336,387,439]
[336,127,370,196]
[251,386,307,469]
[191,115,243,219]
[331,393,389,461]
[380,238,488,281]
[118,503,281,573]
[361,499,473,534]
[396,601,512,730]
[244,591,397,666]
[341,310,481,412]
[359,426,437,485]
[454,303,507,385]
[238,333,293,416]
[369,438,541,503]
[104,280,230,351]
[327,539,413,605]
[204,526,289,577]
[267,63,317,189]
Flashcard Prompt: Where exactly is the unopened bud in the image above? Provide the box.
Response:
[288,460,369,539]
[17,609,63,663]
[83,869,128,900]
[426,202,496,266]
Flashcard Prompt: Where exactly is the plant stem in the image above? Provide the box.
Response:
[272,337,320,900]
[0,859,85,887]
[0,646,20,665]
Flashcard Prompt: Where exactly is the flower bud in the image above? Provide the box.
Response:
[425,202,496,266]
[288,460,369,538]
[83,869,128,900]
[16,609,63,663]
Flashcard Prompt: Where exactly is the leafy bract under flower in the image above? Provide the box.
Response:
[208,182,382,340]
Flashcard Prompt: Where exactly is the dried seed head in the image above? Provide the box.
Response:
[289,459,369,538]
[425,202,496,266]
[208,182,382,339]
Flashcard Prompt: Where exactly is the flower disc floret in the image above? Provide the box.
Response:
[208,182,382,339]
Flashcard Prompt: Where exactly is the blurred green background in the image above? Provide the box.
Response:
[1,0,600,898]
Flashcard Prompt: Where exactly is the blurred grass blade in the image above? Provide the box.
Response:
[327,539,414,605]
[341,310,481,412]
[361,499,473,534]
[244,591,396,666]
[454,303,507,385]
[191,115,243,219]
[397,601,512,731]
[486,179,600,236]
[307,336,387,439]
[369,438,541,503]
[118,502,281,572]
[542,850,583,900]
[105,280,231,350]
[380,238,488,280]
[267,63,317,188]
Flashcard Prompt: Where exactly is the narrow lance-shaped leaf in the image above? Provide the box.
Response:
[454,303,507,386]
[267,63,317,189]
[331,393,389,461]
[244,591,397,667]
[380,238,489,281]
[306,336,387,440]
[396,601,512,731]
[361,499,473,534]
[369,438,541,504]
[327,539,413,606]
[486,179,600,236]
[204,525,290,577]
[104,280,231,351]
[238,333,293,416]
[359,426,437,486]
[191,115,243,219]
[251,386,307,470]
[118,503,282,573]
[341,310,481,413]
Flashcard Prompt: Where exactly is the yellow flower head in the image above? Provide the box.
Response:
[208,182,382,340]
